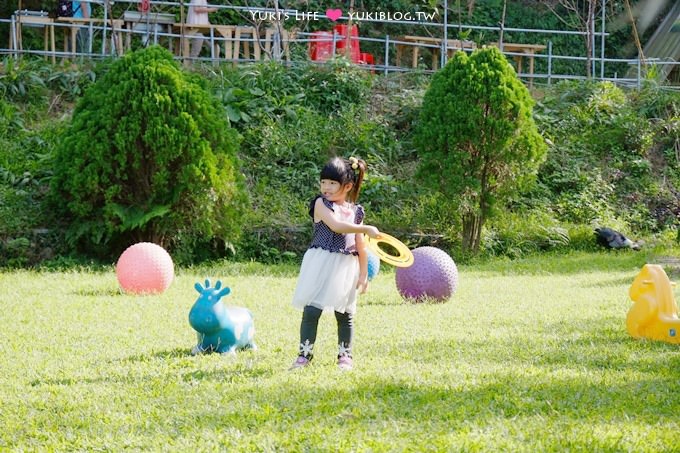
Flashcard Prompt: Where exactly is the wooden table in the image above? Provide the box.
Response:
[262,27,296,61]
[9,12,56,63]
[173,24,261,64]
[172,23,236,63]
[395,35,476,70]
[55,17,125,57]
[123,11,175,51]
[233,26,260,62]
[493,42,547,86]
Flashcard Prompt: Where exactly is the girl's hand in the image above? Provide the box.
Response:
[357,275,369,294]
[364,225,380,239]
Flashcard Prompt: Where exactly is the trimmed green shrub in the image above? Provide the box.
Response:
[414,46,547,254]
[50,46,248,262]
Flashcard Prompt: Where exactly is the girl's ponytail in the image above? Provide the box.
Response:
[347,157,366,203]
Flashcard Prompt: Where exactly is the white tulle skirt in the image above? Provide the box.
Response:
[291,248,360,314]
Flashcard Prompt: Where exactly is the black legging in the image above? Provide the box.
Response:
[298,305,354,359]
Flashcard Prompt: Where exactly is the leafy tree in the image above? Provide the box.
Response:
[50,46,247,261]
[414,46,547,254]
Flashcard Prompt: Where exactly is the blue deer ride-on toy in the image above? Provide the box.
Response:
[188,279,256,355]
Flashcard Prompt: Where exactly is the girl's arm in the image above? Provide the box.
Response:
[314,198,380,238]
[355,233,369,294]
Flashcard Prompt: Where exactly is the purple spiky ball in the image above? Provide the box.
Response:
[395,247,458,302]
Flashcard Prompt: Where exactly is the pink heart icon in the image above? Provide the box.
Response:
[326,9,343,21]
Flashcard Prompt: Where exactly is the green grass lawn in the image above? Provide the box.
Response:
[1,251,679,451]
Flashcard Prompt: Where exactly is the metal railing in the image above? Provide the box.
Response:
[1,0,677,89]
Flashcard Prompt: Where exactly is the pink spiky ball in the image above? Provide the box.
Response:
[116,242,174,294]
[395,246,458,302]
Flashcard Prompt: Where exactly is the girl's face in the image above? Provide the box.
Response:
[320,179,353,203]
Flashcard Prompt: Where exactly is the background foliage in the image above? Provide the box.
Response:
[533,79,680,234]
[0,40,679,266]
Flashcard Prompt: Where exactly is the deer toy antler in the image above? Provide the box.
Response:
[194,279,231,300]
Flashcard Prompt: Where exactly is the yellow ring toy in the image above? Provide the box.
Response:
[364,233,414,268]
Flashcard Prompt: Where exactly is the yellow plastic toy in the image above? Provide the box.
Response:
[364,233,414,268]
[626,264,680,344]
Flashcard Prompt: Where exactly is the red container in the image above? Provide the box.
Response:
[359,52,375,73]
[334,24,360,62]
[360,52,374,65]
[334,24,358,39]
[309,31,334,61]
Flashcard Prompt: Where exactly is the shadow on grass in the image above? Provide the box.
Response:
[419,317,680,374]
[22,370,678,451]
[583,275,639,288]
[120,348,193,361]
[469,250,652,276]
[362,297,404,307]
[29,348,267,387]
[180,368,680,451]
[73,288,123,297]
[186,261,301,278]
[21,322,680,451]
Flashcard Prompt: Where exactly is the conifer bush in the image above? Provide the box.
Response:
[50,46,247,261]
[414,46,547,254]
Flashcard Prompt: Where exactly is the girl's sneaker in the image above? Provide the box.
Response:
[337,355,353,371]
[289,356,310,370]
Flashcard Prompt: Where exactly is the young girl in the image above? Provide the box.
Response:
[290,156,380,370]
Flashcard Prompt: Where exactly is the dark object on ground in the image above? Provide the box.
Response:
[594,227,641,251]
